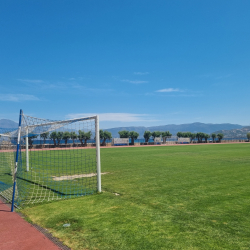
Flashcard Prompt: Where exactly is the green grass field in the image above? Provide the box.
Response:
[21,144,250,249]
[0,151,14,188]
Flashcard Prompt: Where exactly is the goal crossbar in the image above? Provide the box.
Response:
[23,115,97,129]
[0,134,11,137]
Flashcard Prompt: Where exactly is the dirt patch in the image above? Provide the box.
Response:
[53,172,108,181]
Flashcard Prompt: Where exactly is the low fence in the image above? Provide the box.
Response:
[20,137,250,149]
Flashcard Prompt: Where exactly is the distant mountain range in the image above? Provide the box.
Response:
[104,122,244,138]
[0,119,18,128]
[0,119,247,138]
[213,127,250,138]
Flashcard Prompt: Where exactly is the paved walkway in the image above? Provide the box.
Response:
[0,200,61,250]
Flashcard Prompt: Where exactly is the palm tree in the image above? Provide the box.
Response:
[190,133,196,143]
[78,130,92,146]
[40,132,49,145]
[162,131,172,137]
[70,132,78,145]
[83,131,92,146]
[78,130,84,146]
[99,130,112,146]
[56,132,63,146]
[176,132,183,138]
[28,134,38,148]
[62,132,71,145]
[118,130,130,138]
[200,132,205,143]
[162,131,172,143]
[50,132,57,146]
[129,131,139,145]
[143,131,152,143]
[211,133,216,143]
[196,132,201,143]
[204,134,210,143]
[151,131,162,139]
[217,133,224,143]
[247,132,250,141]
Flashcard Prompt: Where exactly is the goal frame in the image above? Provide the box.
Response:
[11,111,101,210]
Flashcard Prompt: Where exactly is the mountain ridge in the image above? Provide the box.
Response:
[104,122,243,138]
[213,126,250,138]
[0,119,245,138]
[0,119,19,128]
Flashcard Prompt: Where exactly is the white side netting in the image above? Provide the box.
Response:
[0,131,16,202]
[112,138,129,146]
[178,137,191,143]
[154,137,162,144]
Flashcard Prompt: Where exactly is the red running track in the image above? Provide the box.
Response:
[0,200,61,250]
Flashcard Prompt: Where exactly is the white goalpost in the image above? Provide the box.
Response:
[25,127,29,172]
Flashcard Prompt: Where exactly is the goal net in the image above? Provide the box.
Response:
[0,129,16,203]
[2,112,101,207]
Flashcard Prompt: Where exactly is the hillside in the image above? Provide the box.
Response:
[0,119,18,128]
[213,126,250,138]
[0,119,244,138]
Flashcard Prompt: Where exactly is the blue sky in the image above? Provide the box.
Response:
[1,0,250,129]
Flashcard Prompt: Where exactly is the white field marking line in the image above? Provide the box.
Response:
[52,172,109,181]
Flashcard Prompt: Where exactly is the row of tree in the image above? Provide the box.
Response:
[118,130,225,143]
[30,130,91,147]
[118,131,139,145]
[30,129,173,147]
[29,130,112,147]
[176,132,224,142]
[118,130,172,143]
[142,131,172,142]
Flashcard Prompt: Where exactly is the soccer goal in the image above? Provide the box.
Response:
[8,111,101,208]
